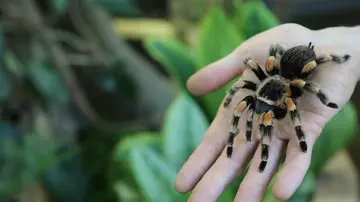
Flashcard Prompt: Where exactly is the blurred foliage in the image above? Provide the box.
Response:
[144,40,196,94]
[50,0,69,16]
[262,169,317,202]
[96,0,141,17]
[195,7,244,118]
[232,0,280,39]
[0,129,75,201]
[196,7,244,67]
[0,26,11,101]
[145,0,280,120]
[114,93,235,202]
[27,60,69,104]
[42,146,87,202]
[162,92,208,169]
[0,0,166,201]
[310,103,358,174]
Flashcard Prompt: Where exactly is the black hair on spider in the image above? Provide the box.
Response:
[223,42,350,172]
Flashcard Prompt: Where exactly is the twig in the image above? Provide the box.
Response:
[68,0,110,66]
[50,30,96,53]
[66,53,104,66]
[69,0,177,119]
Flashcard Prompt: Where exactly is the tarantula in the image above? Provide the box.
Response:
[224,42,350,172]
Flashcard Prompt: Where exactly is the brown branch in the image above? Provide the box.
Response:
[68,0,110,66]
[50,30,96,53]
[66,53,104,66]
[69,0,177,120]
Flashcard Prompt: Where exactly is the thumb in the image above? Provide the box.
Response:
[187,51,245,95]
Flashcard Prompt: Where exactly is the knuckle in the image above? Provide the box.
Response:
[276,23,312,39]
[278,23,308,32]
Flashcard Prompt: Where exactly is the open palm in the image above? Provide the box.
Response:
[174,24,360,202]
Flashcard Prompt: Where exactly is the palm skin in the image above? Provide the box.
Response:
[174,24,360,202]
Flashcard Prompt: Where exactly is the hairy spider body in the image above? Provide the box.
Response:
[224,42,350,172]
[254,76,289,120]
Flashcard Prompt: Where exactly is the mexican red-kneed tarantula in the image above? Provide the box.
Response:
[223,42,350,172]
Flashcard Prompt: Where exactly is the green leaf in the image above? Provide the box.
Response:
[197,7,243,68]
[0,137,25,200]
[184,187,235,202]
[120,146,185,201]
[162,92,209,170]
[38,140,82,202]
[310,102,357,174]
[286,171,316,202]
[262,169,316,202]
[42,150,88,202]
[51,0,69,15]
[115,132,187,202]
[115,132,162,160]
[231,0,246,35]
[0,132,77,201]
[229,162,250,193]
[95,0,141,17]
[0,123,21,146]
[4,51,25,78]
[26,60,69,104]
[130,148,185,202]
[217,187,236,202]
[0,64,11,101]
[144,39,197,92]
[114,181,143,202]
[234,0,280,39]
[0,123,23,200]
[196,6,244,118]
[0,26,11,101]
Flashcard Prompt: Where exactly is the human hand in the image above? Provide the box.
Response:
[174,23,360,202]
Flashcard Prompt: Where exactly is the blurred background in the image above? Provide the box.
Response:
[0,0,360,202]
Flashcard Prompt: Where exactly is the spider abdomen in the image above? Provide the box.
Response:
[279,45,316,80]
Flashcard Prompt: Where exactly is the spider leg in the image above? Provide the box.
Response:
[308,42,314,50]
[243,57,267,81]
[266,43,286,76]
[285,98,308,152]
[300,60,317,78]
[298,46,350,78]
[227,95,255,158]
[259,110,274,172]
[291,79,338,108]
[316,53,350,65]
[223,79,257,107]
[246,103,255,142]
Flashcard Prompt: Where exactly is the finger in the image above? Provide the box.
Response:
[235,136,285,202]
[187,51,245,96]
[174,88,255,193]
[174,111,231,193]
[187,126,258,202]
[272,126,320,201]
